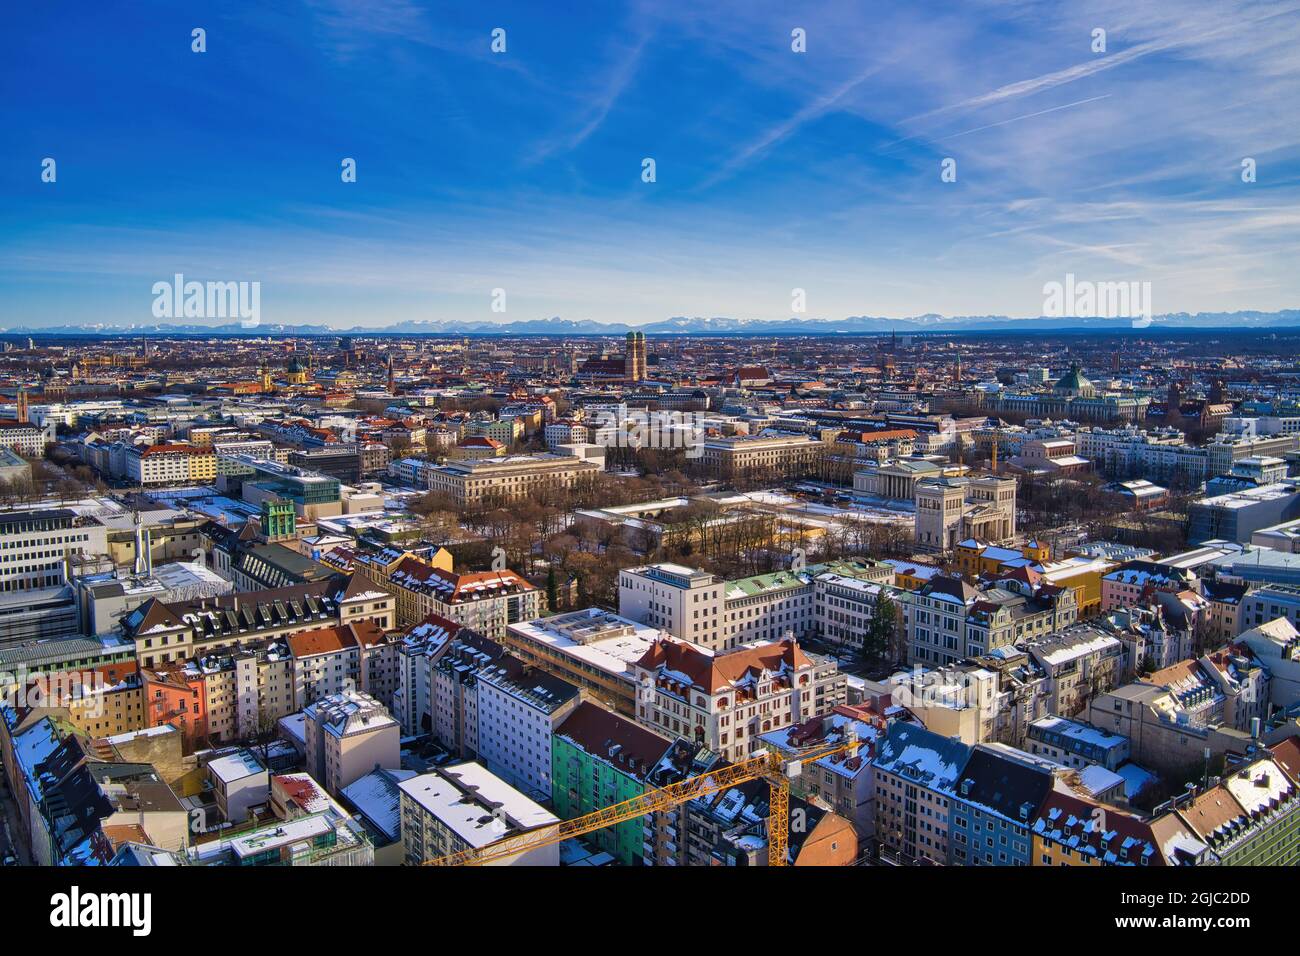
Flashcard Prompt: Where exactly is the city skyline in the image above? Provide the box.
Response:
[5,0,1300,329]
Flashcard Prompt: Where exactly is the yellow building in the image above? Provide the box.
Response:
[1038,557,1114,619]
[954,541,1112,619]
[1031,787,1187,866]
[187,446,217,483]
[52,665,146,739]
[889,561,944,592]
[354,547,453,593]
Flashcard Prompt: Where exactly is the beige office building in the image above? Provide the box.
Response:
[697,434,824,480]
[425,453,602,506]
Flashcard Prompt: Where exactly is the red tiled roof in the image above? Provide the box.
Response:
[636,638,813,695]
[286,625,359,658]
[1271,737,1300,785]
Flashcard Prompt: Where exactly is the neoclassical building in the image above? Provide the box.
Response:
[989,364,1150,423]
[914,475,1017,552]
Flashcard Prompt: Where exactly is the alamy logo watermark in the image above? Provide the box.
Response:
[1042,272,1152,328]
[889,664,993,712]
[591,408,707,458]
[1,668,112,718]
[50,887,152,936]
[152,273,261,328]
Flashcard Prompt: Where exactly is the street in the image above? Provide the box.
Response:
[0,768,30,866]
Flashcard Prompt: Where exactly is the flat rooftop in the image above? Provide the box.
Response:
[398,763,557,849]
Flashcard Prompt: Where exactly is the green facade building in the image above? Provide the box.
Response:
[550,701,677,866]
[261,500,296,540]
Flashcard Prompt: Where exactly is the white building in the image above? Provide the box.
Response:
[619,563,726,649]
[207,749,270,823]
[398,762,560,865]
[0,508,108,595]
[473,657,580,801]
[632,636,846,761]
[619,563,819,652]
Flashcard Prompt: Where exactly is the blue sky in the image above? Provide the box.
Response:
[2,0,1299,329]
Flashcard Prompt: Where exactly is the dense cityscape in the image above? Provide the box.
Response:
[8,0,1300,938]
[0,327,1296,877]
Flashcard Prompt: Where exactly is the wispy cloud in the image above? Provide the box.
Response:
[699,63,888,189]
[528,25,656,164]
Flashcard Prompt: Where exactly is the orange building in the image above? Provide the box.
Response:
[142,666,208,751]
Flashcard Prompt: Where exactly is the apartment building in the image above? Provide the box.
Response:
[902,576,1077,666]
[287,623,368,709]
[1206,433,1300,478]
[208,749,270,823]
[302,689,401,796]
[1237,618,1300,707]
[544,420,588,450]
[390,612,468,736]
[1101,560,1199,612]
[398,762,559,866]
[872,721,972,865]
[182,640,296,743]
[425,452,602,506]
[384,557,541,634]
[1031,785,1200,866]
[670,780,857,866]
[619,563,726,649]
[2,721,188,865]
[1075,425,1208,483]
[1201,579,1250,643]
[430,630,500,759]
[1087,652,1265,775]
[121,575,394,669]
[1026,715,1130,771]
[757,708,879,839]
[631,636,845,761]
[125,442,217,486]
[815,572,903,652]
[14,661,145,740]
[1023,624,1125,718]
[950,745,1057,867]
[0,419,48,456]
[470,654,580,801]
[551,701,683,866]
[1167,755,1300,865]
[889,662,1011,744]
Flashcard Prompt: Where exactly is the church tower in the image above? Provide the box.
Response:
[624,331,646,383]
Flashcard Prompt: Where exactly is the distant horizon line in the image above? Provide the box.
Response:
[4,307,1300,338]
[8,326,1300,341]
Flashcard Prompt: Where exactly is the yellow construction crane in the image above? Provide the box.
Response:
[424,735,860,867]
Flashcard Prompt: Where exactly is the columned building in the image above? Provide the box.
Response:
[914,475,1017,552]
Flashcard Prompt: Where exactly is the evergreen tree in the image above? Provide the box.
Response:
[862,588,898,668]
[546,564,559,611]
